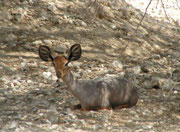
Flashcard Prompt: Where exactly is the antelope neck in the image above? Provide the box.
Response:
[62,68,78,91]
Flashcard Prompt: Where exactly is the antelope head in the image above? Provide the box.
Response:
[38,44,82,80]
[39,44,138,111]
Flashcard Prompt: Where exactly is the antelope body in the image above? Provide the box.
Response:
[39,44,138,110]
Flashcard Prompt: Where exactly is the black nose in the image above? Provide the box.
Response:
[57,71,62,78]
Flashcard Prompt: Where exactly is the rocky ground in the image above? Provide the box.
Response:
[0,0,180,131]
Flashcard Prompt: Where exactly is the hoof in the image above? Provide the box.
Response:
[73,104,82,110]
[114,104,130,109]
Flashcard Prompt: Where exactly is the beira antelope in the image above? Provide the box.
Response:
[38,44,138,110]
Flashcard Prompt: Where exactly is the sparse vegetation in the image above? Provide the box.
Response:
[0,0,179,131]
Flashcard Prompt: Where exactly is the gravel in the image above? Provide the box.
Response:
[0,0,179,131]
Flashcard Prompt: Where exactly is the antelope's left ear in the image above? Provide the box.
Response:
[67,44,82,62]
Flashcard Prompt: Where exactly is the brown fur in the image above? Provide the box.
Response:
[39,44,138,111]
[53,56,68,79]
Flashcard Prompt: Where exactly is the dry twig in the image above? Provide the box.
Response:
[156,0,160,9]
[135,0,153,33]
[176,0,180,9]
[160,0,170,21]
[124,0,153,51]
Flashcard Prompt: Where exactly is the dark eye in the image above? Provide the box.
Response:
[52,62,55,66]
[57,71,61,78]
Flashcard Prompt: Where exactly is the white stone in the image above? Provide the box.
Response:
[132,65,141,74]
[87,69,92,73]
[72,62,82,68]
[111,24,117,29]
[43,39,53,45]
[110,60,123,69]
[27,80,33,84]
[9,121,18,129]
[10,82,15,88]
[151,54,161,60]
[32,40,42,45]
[13,80,21,86]
[42,71,52,79]
[28,0,37,4]
[21,62,28,69]
[48,5,57,12]
[52,75,57,81]
[80,21,87,27]
[39,64,48,69]
[68,19,74,24]
[56,45,67,53]
[174,91,178,94]
[48,67,55,72]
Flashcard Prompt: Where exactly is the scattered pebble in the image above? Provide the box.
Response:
[132,65,141,74]
[42,71,52,79]
[110,60,123,69]
[47,5,57,12]
[80,21,87,27]
[0,0,179,132]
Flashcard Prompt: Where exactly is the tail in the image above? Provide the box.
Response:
[39,45,54,62]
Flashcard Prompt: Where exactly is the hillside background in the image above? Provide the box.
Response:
[0,0,180,131]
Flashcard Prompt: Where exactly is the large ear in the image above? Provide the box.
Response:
[39,45,54,62]
[67,44,82,62]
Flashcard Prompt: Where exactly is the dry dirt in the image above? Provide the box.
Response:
[0,0,180,132]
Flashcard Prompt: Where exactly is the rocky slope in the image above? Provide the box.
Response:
[0,0,180,131]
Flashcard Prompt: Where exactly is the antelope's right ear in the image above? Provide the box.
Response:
[39,45,54,62]
[67,44,82,62]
